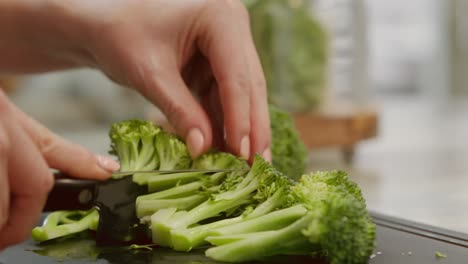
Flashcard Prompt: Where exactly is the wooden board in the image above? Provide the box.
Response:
[292,105,378,149]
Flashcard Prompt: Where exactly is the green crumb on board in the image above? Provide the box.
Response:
[435,251,447,258]
[128,244,155,251]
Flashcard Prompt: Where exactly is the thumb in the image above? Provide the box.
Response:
[139,67,213,158]
[13,106,119,180]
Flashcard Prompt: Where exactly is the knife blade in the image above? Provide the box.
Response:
[112,168,249,178]
[43,172,147,246]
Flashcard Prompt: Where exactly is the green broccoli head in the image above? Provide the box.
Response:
[253,165,293,204]
[292,172,376,264]
[192,152,248,170]
[303,193,376,264]
[154,131,191,170]
[269,105,308,180]
[301,170,366,204]
[109,119,161,172]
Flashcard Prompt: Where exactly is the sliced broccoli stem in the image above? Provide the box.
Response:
[151,198,252,247]
[249,187,287,218]
[170,215,244,251]
[136,181,204,202]
[169,187,289,251]
[205,213,314,262]
[208,205,307,237]
[136,194,207,218]
[146,172,206,192]
[32,210,99,242]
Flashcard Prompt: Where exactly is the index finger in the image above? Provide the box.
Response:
[198,1,271,161]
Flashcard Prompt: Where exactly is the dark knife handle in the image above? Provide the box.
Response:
[43,172,98,212]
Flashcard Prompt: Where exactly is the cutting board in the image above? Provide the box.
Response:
[1,212,467,264]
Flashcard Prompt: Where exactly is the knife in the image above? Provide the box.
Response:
[43,172,147,246]
[111,168,249,178]
[43,169,247,246]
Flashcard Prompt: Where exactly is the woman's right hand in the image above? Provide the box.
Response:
[0,90,119,250]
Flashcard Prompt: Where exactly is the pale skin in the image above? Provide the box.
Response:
[0,0,271,249]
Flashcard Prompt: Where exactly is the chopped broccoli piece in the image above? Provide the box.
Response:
[205,171,376,264]
[32,209,99,242]
[435,251,447,258]
[150,156,293,251]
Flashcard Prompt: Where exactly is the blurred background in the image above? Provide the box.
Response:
[1,0,468,233]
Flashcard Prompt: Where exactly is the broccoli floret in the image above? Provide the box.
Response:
[269,105,308,180]
[143,152,248,192]
[154,131,191,170]
[109,120,161,175]
[205,171,376,264]
[133,130,192,185]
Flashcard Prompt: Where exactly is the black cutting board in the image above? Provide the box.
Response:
[1,212,467,264]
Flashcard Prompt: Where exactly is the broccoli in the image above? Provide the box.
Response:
[135,152,248,217]
[109,120,161,178]
[169,158,293,251]
[33,119,375,264]
[269,105,308,180]
[32,209,99,242]
[150,156,289,249]
[204,171,376,264]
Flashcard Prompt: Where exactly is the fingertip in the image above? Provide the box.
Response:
[262,147,272,163]
[96,155,120,174]
[186,128,206,159]
[239,135,250,160]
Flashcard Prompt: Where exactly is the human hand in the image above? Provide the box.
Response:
[0,90,119,250]
[69,0,271,162]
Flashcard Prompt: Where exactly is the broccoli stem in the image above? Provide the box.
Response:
[205,213,315,263]
[146,172,206,192]
[136,181,204,202]
[205,231,270,246]
[136,194,207,218]
[169,188,290,251]
[208,205,307,237]
[170,216,244,251]
[132,173,158,185]
[32,210,99,242]
[249,187,286,218]
[151,198,252,247]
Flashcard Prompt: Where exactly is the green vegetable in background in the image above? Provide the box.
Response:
[245,0,328,112]
[269,104,308,180]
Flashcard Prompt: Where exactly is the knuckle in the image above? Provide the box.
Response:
[219,76,250,98]
[0,127,11,156]
[208,0,250,20]
[164,101,186,127]
[38,172,54,194]
[253,77,267,95]
[0,90,12,116]
[37,133,57,156]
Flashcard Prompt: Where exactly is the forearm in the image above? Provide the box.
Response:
[0,0,90,74]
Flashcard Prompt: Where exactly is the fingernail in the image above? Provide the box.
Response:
[97,155,120,172]
[263,148,272,163]
[240,136,250,160]
[187,128,205,158]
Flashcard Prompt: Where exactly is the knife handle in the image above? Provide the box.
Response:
[43,172,98,212]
